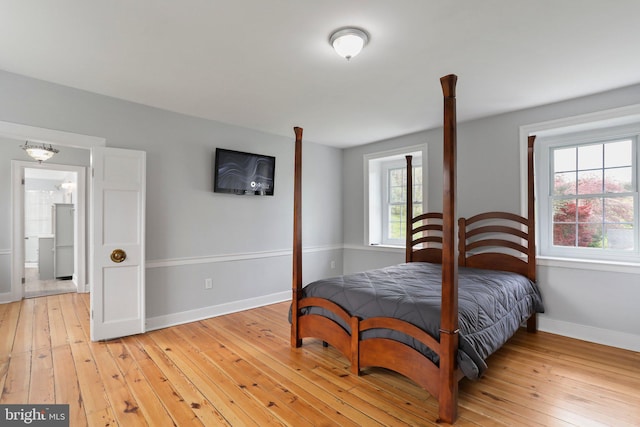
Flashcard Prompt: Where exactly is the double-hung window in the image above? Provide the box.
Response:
[366,146,425,247]
[538,127,639,262]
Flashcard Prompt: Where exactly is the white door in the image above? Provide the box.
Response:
[90,147,146,341]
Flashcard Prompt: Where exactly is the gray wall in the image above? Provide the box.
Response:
[343,83,640,351]
[0,70,343,325]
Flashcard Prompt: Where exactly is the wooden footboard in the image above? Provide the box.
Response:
[295,299,459,402]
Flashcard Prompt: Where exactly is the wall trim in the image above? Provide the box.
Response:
[146,245,343,269]
[539,316,640,352]
[145,291,291,331]
[343,243,404,254]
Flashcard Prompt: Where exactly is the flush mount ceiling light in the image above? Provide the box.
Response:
[21,141,59,163]
[329,27,369,60]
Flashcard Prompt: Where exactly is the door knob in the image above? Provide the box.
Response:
[110,249,127,263]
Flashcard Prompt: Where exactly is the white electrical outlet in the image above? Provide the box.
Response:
[330,260,336,269]
[205,278,213,289]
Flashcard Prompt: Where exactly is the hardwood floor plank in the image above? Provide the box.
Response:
[0,301,21,394]
[68,340,118,426]
[52,345,87,427]
[122,336,206,427]
[28,297,55,404]
[89,340,148,426]
[47,295,69,348]
[0,351,31,404]
[134,333,235,426]
[105,340,175,427]
[11,297,35,354]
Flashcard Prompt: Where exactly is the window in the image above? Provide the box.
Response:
[365,146,425,247]
[384,163,423,244]
[537,126,639,262]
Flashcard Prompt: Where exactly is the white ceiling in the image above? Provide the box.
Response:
[2,1,640,148]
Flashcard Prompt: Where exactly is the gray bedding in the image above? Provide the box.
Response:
[299,262,544,380]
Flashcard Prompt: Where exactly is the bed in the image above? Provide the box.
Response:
[289,74,543,423]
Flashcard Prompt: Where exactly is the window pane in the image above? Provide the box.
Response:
[413,166,423,185]
[604,224,635,250]
[390,186,404,204]
[389,169,404,187]
[577,170,602,194]
[604,167,632,192]
[554,147,576,172]
[554,172,576,195]
[578,198,602,222]
[578,223,602,248]
[605,140,632,168]
[388,205,405,239]
[553,223,576,246]
[413,184,422,203]
[578,144,602,170]
[553,199,577,223]
[604,196,634,223]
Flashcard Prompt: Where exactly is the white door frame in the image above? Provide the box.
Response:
[1,120,105,303]
[12,161,87,297]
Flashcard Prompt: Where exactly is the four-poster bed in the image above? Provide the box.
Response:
[290,74,543,424]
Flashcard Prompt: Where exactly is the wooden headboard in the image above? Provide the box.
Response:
[404,135,536,282]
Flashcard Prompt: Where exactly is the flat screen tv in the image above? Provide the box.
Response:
[214,148,276,195]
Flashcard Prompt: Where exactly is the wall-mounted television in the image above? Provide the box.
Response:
[214,148,276,195]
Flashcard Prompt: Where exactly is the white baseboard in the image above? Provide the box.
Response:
[145,291,291,332]
[539,316,640,352]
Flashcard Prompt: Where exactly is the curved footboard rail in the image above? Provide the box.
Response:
[357,316,451,399]
[297,297,356,363]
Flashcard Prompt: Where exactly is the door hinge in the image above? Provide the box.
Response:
[21,277,25,284]
[21,178,25,185]
[91,310,94,319]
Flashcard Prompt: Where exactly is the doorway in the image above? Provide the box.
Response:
[23,167,80,298]
[11,160,87,301]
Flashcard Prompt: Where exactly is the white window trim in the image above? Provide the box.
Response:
[520,104,640,268]
[364,144,427,248]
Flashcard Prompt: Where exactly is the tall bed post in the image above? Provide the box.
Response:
[291,126,303,348]
[439,74,459,424]
[526,134,538,332]
[405,155,414,262]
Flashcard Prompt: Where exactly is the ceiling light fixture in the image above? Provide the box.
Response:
[21,141,59,163]
[329,27,369,60]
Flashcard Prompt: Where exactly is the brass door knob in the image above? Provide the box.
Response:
[110,249,127,263]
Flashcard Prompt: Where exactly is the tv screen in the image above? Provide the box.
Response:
[214,148,276,195]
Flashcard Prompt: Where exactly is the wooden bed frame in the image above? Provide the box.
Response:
[290,74,537,424]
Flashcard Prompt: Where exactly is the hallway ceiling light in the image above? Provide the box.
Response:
[21,141,59,163]
[329,27,369,60]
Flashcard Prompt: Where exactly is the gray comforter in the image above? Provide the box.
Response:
[299,262,544,380]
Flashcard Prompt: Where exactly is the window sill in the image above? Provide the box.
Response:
[537,256,640,274]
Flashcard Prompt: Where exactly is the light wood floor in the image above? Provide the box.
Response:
[0,294,638,426]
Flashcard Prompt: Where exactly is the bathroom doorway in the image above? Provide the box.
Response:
[23,167,80,298]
